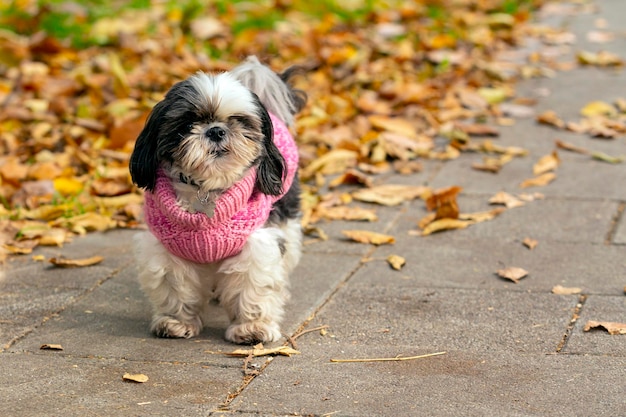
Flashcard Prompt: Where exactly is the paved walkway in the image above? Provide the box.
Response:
[2,1,625,416]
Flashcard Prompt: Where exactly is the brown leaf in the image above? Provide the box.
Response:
[551,285,582,295]
[342,230,395,245]
[425,186,462,220]
[496,267,529,283]
[536,110,565,129]
[583,321,626,335]
[555,139,590,155]
[123,373,149,383]
[328,169,373,188]
[386,254,406,271]
[49,256,104,268]
[519,172,556,188]
[225,345,301,357]
[458,208,505,223]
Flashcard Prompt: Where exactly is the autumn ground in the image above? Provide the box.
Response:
[1,0,626,416]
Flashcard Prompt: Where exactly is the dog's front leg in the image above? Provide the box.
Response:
[135,231,204,338]
[217,227,288,344]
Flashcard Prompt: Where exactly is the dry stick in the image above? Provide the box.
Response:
[330,351,447,363]
[284,325,330,350]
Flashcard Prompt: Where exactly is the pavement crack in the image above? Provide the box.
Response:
[605,202,625,245]
[555,294,587,353]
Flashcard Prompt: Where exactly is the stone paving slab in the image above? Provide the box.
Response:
[566,294,626,355]
[229,347,626,417]
[1,351,240,417]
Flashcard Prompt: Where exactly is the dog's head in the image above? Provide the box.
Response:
[130,58,305,198]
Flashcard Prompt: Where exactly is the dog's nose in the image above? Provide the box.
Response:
[207,126,226,142]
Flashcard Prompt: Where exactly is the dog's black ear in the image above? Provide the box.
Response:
[129,100,170,191]
[253,94,285,196]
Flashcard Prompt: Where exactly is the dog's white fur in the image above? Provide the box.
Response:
[131,57,304,344]
[134,217,301,343]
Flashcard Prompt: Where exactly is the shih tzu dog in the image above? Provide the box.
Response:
[129,56,306,344]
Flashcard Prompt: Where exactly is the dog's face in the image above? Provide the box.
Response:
[130,72,285,197]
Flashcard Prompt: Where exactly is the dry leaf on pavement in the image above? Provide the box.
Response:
[425,186,463,220]
[123,373,149,383]
[536,110,565,129]
[496,267,529,283]
[520,172,556,188]
[489,192,525,209]
[318,206,378,222]
[352,185,430,206]
[421,218,471,236]
[533,151,560,175]
[49,256,104,268]
[522,237,539,250]
[551,285,582,295]
[386,255,406,271]
[583,321,626,335]
[342,230,395,246]
[225,345,301,357]
[40,344,64,350]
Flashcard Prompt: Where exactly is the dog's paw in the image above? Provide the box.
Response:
[151,315,201,339]
[225,321,281,344]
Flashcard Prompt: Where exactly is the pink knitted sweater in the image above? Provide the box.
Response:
[143,114,298,263]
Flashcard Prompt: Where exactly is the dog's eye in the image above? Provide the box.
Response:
[230,115,255,129]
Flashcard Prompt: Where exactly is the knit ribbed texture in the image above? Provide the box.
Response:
[143,113,298,263]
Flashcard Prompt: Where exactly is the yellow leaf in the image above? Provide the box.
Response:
[421,218,470,236]
[342,230,395,245]
[533,151,560,175]
[458,208,505,223]
[580,100,617,117]
[386,254,406,270]
[477,87,508,105]
[536,110,565,129]
[49,256,104,268]
[488,191,525,208]
[319,206,378,222]
[352,185,430,206]
[301,149,358,180]
[519,172,556,188]
[368,115,417,138]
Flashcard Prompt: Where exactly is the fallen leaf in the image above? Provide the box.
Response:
[533,151,560,175]
[49,256,104,267]
[496,267,529,283]
[318,206,378,222]
[551,285,582,295]
[522,237,539,250]
[536,110,565,129]
[328,169,373,188]
[488,192,525,209]
[577,50,623,67]
[425,186,463,220]
[583,321,626,335]
[421,218,471,236]
[520,172,556,188]
[342,230,395,245]
[123,373,149,383]
[40,344,64,350]
[555,139,590,155]
[386,254,406,270]
[352,185,430,206]
[580,101,617,117]
[458,208,505,223]
[225,345,301,357]
[591,151,623,164]
[300,149,358,180]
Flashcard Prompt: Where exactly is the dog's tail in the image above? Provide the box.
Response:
[229,56,306,127]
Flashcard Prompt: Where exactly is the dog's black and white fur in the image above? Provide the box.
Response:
[129,56,306,343]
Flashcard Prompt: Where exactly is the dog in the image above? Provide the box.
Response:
[129,56,306,344]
